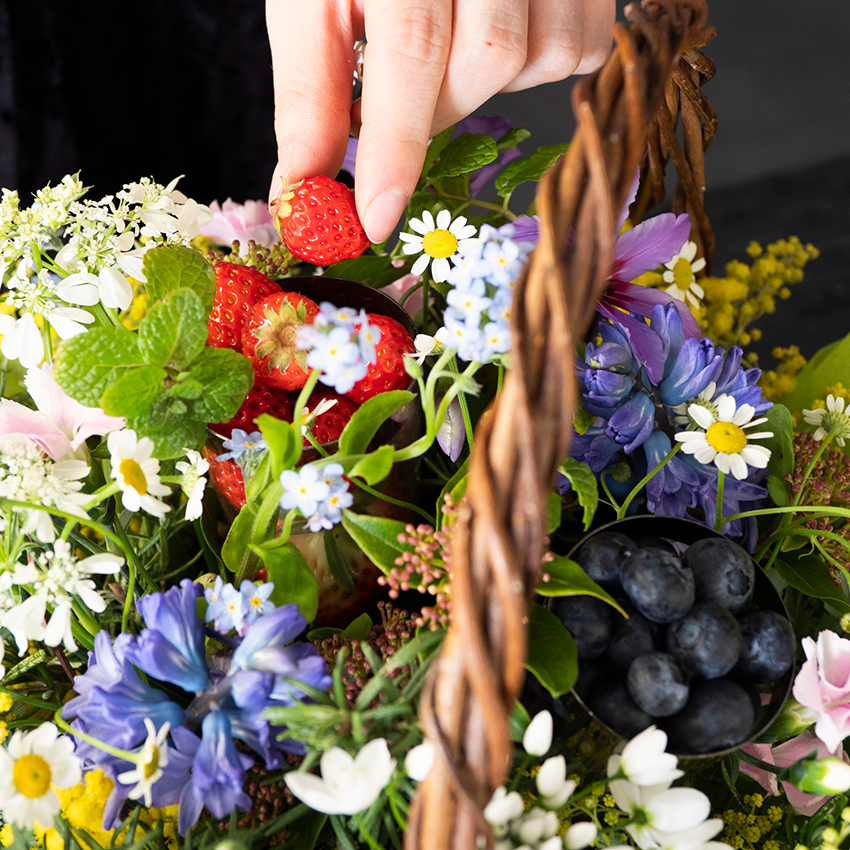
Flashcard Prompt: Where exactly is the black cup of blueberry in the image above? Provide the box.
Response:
[552,515,795,757]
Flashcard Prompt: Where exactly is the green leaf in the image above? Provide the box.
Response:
[573,402,594,436]
[340,511,413,574]
[338,390,415,455]
[323,530,356,596]
[495,144,569,202]
[430,134,499,179]
[495,127,531,152]
[53,327,143,407]
[348,444,395,485]
[143,245,216,315]
[508,700,532,744]
[101,365,166,418]
[558,458,598,531]
[185,347,254,424]
[324,255,405,288]
[341,613,372,640]
[421,125,456,180]
[137,288,208,369]
[779,330,850,415]
[760,404,795,478]
[257,413,300,477]
[536,554,628,616]
[767,474,790,508]
[260,542,320,623]
[525,603,578,697]
[280,809,328,850]
[134,410,208,459]
[546,492,562,535]
[776,553,850,614]
[437,460,468,528]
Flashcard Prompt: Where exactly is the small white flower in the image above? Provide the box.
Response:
[536,755,576,809]
[107,429,172,517]
[0,312,44,368]
[523,709,553,756]
[803,394,850,447]
[675,394,772,480]
[175,449,209,521]
[564,821,597,850]
[484,786,525,828]
[117,718,171,807]
[284,738,396,815]
[404,740,436,782]
[662,241,706,308]
[398,209,477,283]
[410,332,444,364]
[0,722,82,829]
[607,726,683,787]
[514,808,559,845]
[300,396,339,436]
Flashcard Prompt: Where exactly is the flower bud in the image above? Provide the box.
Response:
[564,821,598,850]
[523,710,553,756]
[788,756,850,795]
[761,699,817,743]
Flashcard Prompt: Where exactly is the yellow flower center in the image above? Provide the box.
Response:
[706,421,747,454]
[143,747,160,780]
[13,754,52,798]
[673,257,694,290]
[422,229,458,259]
[119,458,148,495]
[251,596,263,608]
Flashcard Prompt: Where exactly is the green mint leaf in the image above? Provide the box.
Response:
[256,413,300,478]
[495,127,531,152]
[101,365,167,419]
[420,125,456,181]
[536,554,627,616]
[338,390,415,456]
[324,255,408,288]
[184,347,254,424]
[131,410,207,459]
[558,458,598,531]
[163,376,204,401]
[348,444,395,485]
[495,144,569,203]
[137,288,209,370]
[257,542,320,623]
[143,245,216,315]
[429,134,499,179]
[340,510,414,574]
[760,404,794,478]
[776,553,850,613]
[525,603,578,697]
[53,327,143,408]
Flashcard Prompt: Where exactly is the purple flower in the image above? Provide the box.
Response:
[580,369,634,418]
[658,336,723,407]
[511,215,539,244]
[604,392,655,453]
[643,430,700,517]
[131,579,210,694]
[568,424,622,475]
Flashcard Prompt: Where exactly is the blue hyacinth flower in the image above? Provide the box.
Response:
[658,336,723,406]
[580,368,634,418]
[604,391,655,453]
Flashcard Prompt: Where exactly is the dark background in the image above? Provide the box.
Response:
[2,0,848,359]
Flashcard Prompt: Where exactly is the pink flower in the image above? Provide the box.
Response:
[0,364,124,461]
[793,630,850,753]
[741,731,849,816]
[199,198,280,253]
[384,261,425,320]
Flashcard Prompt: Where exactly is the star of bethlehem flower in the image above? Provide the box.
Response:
[607,726,683,787]
[662,240,706,308]
[0,722,82,829]
[523,709,553,756]
[175,449,209,521]
[284,737,396,815]
[803,394,850,447]
[398,209,477,282]
[116,718,171,807]
[107,429,172,517]
[675,394,772,480]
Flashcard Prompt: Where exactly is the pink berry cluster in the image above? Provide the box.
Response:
[787,432,850,584]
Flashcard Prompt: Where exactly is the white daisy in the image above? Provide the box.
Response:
[803,394,850,447]
[0,722,82,829]
[398,209,477,283]
[663,240,706,308]
[175,448,209,521]
[116,718,171,807]
[675,394,773,480]
[300,396,339,436]
[107,429,172,517]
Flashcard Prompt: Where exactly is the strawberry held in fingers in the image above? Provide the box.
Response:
[273,176,371,266]
[207,262,280,350]
[345,313,416,404]
[242,291,320,390]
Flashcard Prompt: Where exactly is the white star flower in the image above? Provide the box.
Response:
[662,240,706,308]
[175,449,209,521]
[398,209,477,283]
[803,394,850,447]
[607,726,683,788]
[675,394,773,480]
[107,429,172,517]
[116,718,171,807]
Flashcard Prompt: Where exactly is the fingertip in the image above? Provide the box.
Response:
[362,187,408,244]
[268,152,292,207]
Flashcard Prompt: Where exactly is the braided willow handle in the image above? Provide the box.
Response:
[406,3,711,849]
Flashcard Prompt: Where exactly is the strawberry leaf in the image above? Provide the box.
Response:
[430,134,498,179]
[256,413,300,478]
[338,390,415,456]
[137,288,208,370]
[143,245,216,315]
[525,603,578,697]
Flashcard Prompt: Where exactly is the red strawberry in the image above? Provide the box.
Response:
[300,391,359,446]
[345,314,415,404]
[272,176,371,266]
[241,291,320,390]
[204,446,246,511]
[207,263,280,350]
[212,377,293,439]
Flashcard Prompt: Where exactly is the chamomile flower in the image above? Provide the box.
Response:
[398,209,477,283]
[175,448,209,520]
[0,722,82,829]
[663,240,706,308]
[675,394,772,480]
[300,396,339,436]
[107,429,172,517]
[116,718,170,807]
[803,394,850,447]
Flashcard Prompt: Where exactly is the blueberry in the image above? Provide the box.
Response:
[683,537,755,613]
[665,679,755,753]
[576,532,636,592]
[590,680,653,739]
[633,535,679,556]
[627,652,690,717]
[620,547,695,623]
[666,602,742,679]
[551,595,615,659]
[735,610,796,683]
[605,609,658,673]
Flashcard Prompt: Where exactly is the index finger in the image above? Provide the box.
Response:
[266,0,362,204]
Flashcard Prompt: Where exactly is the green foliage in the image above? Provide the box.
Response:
[776,551,850,614]
[761,404,795,478]
[338,390,415,455]
[558,458,599,531]
[780,330,850,414]
[525,603,578,697]
[340,511,414,574]
[536,554,627,616]
[496,144,569,204]
[260,541,320,622]
[429,133,499,179]
[143,243,216,314]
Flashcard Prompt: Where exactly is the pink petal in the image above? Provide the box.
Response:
[0,401,70,461]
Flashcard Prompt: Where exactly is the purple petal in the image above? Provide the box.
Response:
[605,281,701,339]
[511,215,540,245]
[341,137,358,176]
[615,168,641,234]
[611,213,690,283]
[597,304,666,384]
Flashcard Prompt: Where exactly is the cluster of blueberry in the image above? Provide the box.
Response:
[554,531,796,755]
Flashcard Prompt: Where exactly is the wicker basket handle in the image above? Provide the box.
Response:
[405,2,713,848]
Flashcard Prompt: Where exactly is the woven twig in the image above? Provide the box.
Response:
[406,3,710,849]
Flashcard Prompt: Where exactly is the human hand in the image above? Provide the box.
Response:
[266,0,616,244]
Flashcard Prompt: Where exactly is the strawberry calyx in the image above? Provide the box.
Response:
[252,297,311,374]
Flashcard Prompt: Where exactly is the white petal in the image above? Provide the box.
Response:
[55,273,100,306]
[726,452,748,480]
[431,256,450,283]
[536,755,567,797]
[401,241,424,255]
[741,444,771,468]
[420,210,435,232]
[408,216,429,236]
[523,710,553,756]
[688,405,715,430]
[714,395,736,421]
[731,403,756,426]
[98,267,134,310]
[411,254,430,276]
[645,787,710,833]
[435,209,452,230]
[713,453,732,475]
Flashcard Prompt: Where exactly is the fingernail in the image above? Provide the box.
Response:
[363,187,407,244]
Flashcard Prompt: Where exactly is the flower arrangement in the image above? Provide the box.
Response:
[2,25,850,850]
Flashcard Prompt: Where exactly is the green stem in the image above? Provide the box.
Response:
[600,471,622,514]
[447,356,474,454]
[83,480,121,511]
[112,515,141,632]
[290,369,321,457]
[725,505,850,525]
[616,443,682,520]
[71,599,101,637]
[434,192,517,221]
[793,432,834,507]
[41,317,54,364]
[354,813,389,850]
[714,470,726,532]
[90,300,123,329]
[54,708,139,765]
